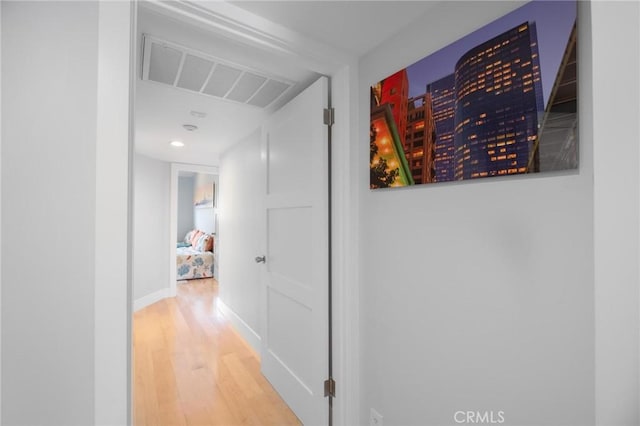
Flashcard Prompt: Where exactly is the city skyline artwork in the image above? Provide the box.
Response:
[370,0,577,189]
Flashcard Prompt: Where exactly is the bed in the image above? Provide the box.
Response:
[177,230,215,280]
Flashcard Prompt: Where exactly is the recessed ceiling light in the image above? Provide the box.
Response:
[170,140,184,148]
[183,124,198,131]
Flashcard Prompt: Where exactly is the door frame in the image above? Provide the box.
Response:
[124,2,361,425]
[328,64,361,426]
[94,2,137,425]
[169,163,219,297]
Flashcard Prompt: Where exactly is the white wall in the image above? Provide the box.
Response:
[2,4,132,422]
[358,2,605,425]
[218,129,263,350]
[133,153,171,303]
[194,206,216,235]
[1,2,99,424]
[177,175,194,241]
[592,2,640,425]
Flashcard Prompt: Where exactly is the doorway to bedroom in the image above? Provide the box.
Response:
[174,169,218,285]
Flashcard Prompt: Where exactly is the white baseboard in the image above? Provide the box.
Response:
[217,299,261,354]
[133,288,171,312]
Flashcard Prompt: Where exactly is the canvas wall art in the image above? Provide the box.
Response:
[370,0,577,189]
[193,173,216,208]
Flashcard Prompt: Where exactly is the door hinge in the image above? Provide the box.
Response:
[324,377,336,398]
[323,107,335,126]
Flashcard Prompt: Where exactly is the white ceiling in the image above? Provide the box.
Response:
[230,1,438,56]
[135,4,320,165]
[135,1,438,166]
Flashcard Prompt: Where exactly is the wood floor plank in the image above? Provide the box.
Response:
[134,278,301,426]
[222,353,264,400]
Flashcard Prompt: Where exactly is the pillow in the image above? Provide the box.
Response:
[194,233,209,252]
[190,230,204,247]
[208,234,215,252]
[205,234,214,252]
[194,234,214,252]
[184,230,196,244]
[177,242,191,248]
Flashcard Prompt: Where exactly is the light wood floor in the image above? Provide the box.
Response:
[133,278,301,426]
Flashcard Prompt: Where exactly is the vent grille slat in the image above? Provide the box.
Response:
[227,73,267,103]
[247,80,290,108]
[177,54,214,92]
[142,35,293,109]
[148,43,182,85]
[203,64,242,97]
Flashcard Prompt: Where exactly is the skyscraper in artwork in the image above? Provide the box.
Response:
[453,22,544,180]
[405,93,437,184]
[370,70,414,188]
[378,69,410,149]
[529,23,577,173]
[428,75,456,182]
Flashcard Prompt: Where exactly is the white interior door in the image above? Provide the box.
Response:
[259,76,329,425]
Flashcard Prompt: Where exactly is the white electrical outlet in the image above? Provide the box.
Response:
[370,408,383,426]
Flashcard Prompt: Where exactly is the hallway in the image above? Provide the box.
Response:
[133,279,301,425]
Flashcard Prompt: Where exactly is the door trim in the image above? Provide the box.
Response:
[140,0,350,76]
[131,4,362,426]
[329,64,361,426]
[94,2,136,424]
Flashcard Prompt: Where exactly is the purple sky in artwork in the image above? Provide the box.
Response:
[405,0,576,107]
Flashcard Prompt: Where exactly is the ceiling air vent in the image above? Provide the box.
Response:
[142,34,294,109]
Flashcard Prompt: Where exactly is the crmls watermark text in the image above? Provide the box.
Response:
[454,411,505,424]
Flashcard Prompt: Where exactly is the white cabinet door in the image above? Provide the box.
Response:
[259,76,329,426]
